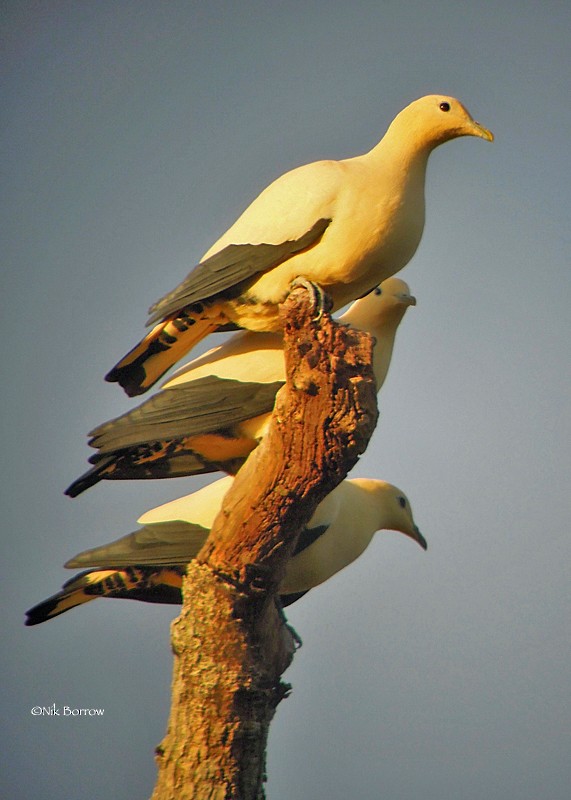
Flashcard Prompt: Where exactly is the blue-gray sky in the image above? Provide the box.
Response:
[2,2,570,798]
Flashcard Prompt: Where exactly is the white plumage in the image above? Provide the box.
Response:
[66,279,415,496]
[106,94,492,395]
[27,476,426,624]
[74,475,427,590]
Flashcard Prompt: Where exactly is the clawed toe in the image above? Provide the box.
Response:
[290,277,331,320]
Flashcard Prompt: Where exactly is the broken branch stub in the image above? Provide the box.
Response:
[151,285,379,800]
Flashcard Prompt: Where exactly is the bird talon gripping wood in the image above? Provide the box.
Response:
[105,95,492,396]
[289,277,330,321]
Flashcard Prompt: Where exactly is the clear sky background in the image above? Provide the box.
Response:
[2,2,570,798]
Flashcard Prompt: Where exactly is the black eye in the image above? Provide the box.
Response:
[374,287,382,296]
[439,101,451,112]
[398,496,406,508]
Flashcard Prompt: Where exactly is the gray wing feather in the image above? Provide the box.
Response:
[146,218,331,325]
[292,524,329,556]
[67,520,330,570]
[88,376,284,454]
[65,521,210,569]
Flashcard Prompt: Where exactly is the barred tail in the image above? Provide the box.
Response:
[64,455,117,498]
[25,569,119,625]
[25,567,185,625]
[64,434,249,499]
[105,312,224,397]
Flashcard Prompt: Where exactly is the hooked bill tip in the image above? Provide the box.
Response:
[474,121,494,142]
[414,527,428,551]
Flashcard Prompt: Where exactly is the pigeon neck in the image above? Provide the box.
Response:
[341,304,404,389]
[372,320,401,390]
[346,482,396,541]
[367,116,434,173]
[369,488,406,534]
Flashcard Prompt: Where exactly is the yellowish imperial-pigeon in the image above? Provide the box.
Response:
[27,476,426,625]
[105,95,492,396]
[66,278,415,496]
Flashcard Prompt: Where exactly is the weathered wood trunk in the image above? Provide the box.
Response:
[151,287,379,800]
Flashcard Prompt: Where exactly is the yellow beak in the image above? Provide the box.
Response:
[472,120,494,142]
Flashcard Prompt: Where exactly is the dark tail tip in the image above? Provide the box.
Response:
[64,463,108,498]
[104,365,147,397]
[25,598,59,626]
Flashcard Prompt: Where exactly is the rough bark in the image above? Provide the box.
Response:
[151,286,379,800]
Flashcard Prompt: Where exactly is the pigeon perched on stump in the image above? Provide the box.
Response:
[67,279,415,496]
[27,476,426,625]
[106,95,492,396]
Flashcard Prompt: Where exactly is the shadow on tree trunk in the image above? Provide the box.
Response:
[151,285,379,800]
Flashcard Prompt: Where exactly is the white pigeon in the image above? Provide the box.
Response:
[106,94,492,395]
[27,475,426,624]
[66,279,415,496]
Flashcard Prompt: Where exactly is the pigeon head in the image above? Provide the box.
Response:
[356,479,427,550]
[373,277,417,309]
[388,94,494,149]
[341,277,416,333]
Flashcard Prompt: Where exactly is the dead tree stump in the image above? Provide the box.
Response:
[151,286,379,800]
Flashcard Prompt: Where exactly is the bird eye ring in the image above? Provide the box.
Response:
[439,102,451,112]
